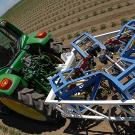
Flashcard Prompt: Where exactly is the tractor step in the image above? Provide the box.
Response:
[20,88,34,94]
[32,93,45,100]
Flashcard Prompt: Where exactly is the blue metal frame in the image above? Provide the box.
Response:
[120,34,135,56]
[116,20,135,39]
[50,20,135,101]
[50,62,135,100]
[71,32,106,58]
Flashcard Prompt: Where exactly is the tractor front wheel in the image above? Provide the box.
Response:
[0,88,52,121]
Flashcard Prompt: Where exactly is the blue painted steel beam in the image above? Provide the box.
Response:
[50,20,135,101]
[121,34,135,56]
[71,32,106,58]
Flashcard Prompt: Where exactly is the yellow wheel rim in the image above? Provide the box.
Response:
[0,96,46,121]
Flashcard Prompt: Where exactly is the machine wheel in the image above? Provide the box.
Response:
[0,51,63,121]
[0,88,52,121]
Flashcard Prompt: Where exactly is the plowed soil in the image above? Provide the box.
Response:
[2,0,135,134]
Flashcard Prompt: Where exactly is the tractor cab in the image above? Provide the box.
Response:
[0,20,21,69]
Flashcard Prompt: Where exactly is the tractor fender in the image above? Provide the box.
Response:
[0,74,21,96]
[26,32,52,46]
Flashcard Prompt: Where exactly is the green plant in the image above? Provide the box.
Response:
[67,34,73,39]
[93,11,98,16]
[55,11,58,15]
[89,4,92,8]
[100,10,106,14]
[108,7,113,11]
[132,16,135,19]
[78,7,81,12]
[61,37,65,42]
[67,12,70,16]
[83,6,87,10]
[111,22,116,27]
[121,18,128,26]
[101,0,105,3]
[72,10,75,14]
[84,15,89,19]
[48,29,51,32]
[0,124,2,130]
[117,4,122,9]
[82,29,89,33]
[58,25,62,29]
[71,19,75,24]
[126,2,130,6]
[91,27,97,32]
[65,22,69,26]
[74,32,80,37]
[77,17,81,22]
[100,24,106,30]
[94,2,98,6]
[82,29,87,32]
[62,14,66,18]
[2,126,8,133]
[8,128,15,135]
[52,27,56,31]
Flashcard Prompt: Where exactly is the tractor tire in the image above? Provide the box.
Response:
[0,88,52,121]
[0,51,63,121]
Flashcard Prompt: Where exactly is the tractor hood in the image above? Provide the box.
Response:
[0,19,52,49]
[26,31,52,45]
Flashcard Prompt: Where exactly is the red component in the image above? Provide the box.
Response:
[36,32,47,38]
[105,38,120,46]
[83,55,92,62]
[119,34,131,42]
[74,68,82,76]
[68,84,76,90]
[83,58,88,63]
[0,78,12,90]
[80,55,92,71]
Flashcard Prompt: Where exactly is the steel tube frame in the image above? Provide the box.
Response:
[45,30,135,121]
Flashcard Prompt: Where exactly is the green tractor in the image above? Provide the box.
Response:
[0,19,64,121]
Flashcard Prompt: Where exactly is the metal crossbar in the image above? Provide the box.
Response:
[46,28,135,121]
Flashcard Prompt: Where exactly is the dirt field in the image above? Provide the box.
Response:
[1,0,135,135]
[0,111,134,135]
[3,0,135,42]
[0,90,133,135]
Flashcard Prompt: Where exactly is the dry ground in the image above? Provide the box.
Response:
[3,0,135,42]
[2,0,135,134]
[0,111,135,135]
